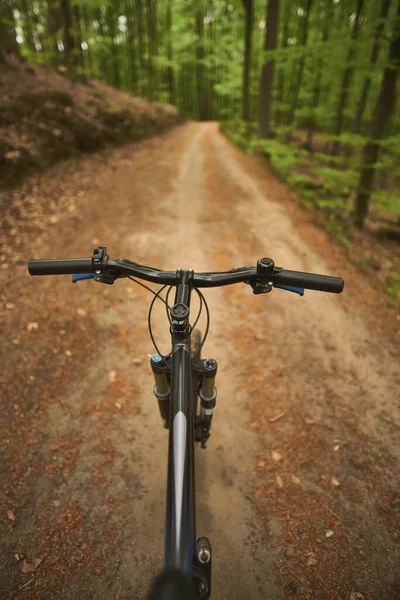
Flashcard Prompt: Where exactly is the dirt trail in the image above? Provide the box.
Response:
[1,123,399,600]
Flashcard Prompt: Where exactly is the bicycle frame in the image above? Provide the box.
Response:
[165,329,196,575]
[159,272,213,597]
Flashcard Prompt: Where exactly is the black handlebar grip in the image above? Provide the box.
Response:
[28,258,94,276]
[275,269,344,293]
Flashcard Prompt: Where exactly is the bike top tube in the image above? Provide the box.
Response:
[28,246,344,294]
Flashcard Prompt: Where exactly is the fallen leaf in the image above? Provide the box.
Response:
[268,412,285,423]
[276,475,283,488]
[27,322,38,331]
[109,370,117,383]
[5,150,21,160]
[76,308,87,317]
[21,557,42,574]
[331,476,340,487]
[132,357,142,365]
[257,460,266,468]
[325,529,334,538]
[292,476,301,485]
[7,510,16,521]
[65,350,72,357]
[6,303,15,310]
[272,451,282,462]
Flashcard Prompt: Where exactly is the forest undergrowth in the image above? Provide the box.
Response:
[221,119,400,304]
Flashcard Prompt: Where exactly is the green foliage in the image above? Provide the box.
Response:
[386,275,400,299]
[373,191,400,217]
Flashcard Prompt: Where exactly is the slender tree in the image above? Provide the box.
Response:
[352,0,391,133]
[286,0,313,141]
[242,0,254,121]
[275,0,290,126]
[306,0,333,149]
[331,0,365,154]
[352,0,400,228]
[60,0,75,70]
[166,0,174,104]
[259,0,280,138]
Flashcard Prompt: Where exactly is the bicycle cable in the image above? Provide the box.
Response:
[147,284,169,358]
[192,288,210,360]
[128,276,207,359]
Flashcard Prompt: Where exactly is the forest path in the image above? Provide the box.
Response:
[1,122,400,600]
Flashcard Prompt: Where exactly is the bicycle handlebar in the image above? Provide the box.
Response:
[28,251,344,294]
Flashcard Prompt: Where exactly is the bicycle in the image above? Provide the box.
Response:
[28,246,344,599]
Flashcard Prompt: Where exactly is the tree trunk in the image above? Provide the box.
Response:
[126,0,138,92]
[352,0,391,133]
[285,0,313,142]
[104,7,120,89]
[46,0,61,64]
[60,0,75,69]
[82,5,93,77]
[332,0,365,155]
[146,0,158,99]
[96,9,107,81]
[242,0,254,121]
[306,0,333,149]
[73,5,87,82]
[196,8,209,120]
[275,0,290,126]
[258,0,280,138]
[166,0,174,104]
[352,0,400,228]
[0,1,20,65]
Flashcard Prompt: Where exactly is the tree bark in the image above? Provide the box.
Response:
[166,0,174,104]
[285,0,313,142]
[0,1,20,65]
[242,0,254,121]
[352,0,400,228]
[126,0,138,91]
[352,0,391,133]
[196,8,209,120]
[73,5,87,82]
[331,0,365,154]
[275,0,290,126]
[60,0,75,69]
[258,0,280,138]
[146,0,158,99]
[46,0,61,64]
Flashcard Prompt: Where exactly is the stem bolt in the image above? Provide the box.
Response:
[198,547,211,564]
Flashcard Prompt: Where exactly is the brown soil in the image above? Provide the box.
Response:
[1,123,399,600]
[0,60,183,188]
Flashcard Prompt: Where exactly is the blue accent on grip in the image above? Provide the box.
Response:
[72,273,95,283]
[274,284,305,296]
